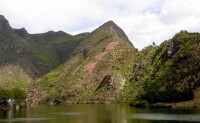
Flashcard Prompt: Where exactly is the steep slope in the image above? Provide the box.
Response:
[2,14,199,107]
[0,15,87,88]
[0,15,35,88]
[33,21,136,104]
[128,31,200,107]
[0,15,55,78]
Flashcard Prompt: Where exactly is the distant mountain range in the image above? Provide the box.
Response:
[0,15,200,108]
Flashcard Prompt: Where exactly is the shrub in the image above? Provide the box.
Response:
[132,100,149,107]
[0,87,13,100]
[11,88,27,99]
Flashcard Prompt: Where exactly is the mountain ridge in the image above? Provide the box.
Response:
[0,15,200,108]
[0,15,134,88]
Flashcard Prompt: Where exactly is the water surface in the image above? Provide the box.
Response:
[0,104,200,123]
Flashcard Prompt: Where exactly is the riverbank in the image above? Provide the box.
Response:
[136,87,200,109]
[2,87,200,110]
[0,105,9,110]
[0,98,34,111]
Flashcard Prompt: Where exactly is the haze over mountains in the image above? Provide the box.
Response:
[0,15,200,108]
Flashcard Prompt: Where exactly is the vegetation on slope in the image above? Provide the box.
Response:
[0,15,88,89]
[129,31,200,106]
[0,87,27,100]
[32,21,136,104]
[1,14,200,108]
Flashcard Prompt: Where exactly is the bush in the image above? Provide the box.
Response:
[131,100,149,108]
[11,88,27,99]
[141,87,194,103]
[0,87,13,100]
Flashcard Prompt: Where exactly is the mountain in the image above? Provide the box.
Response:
[0,15,136,104]
[0,15,88,88]
[0,15,34,88]
[0,15,200,108]
[32,21,136,104]
[126,31,200,108]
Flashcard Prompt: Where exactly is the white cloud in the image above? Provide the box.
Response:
[111,0,200,49]
[0,0,200,49]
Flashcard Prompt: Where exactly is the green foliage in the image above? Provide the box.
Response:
[30,21,135,104]
[0,87,27,101]
[131,100,149,107]
[5,76,27,88]
[11,88,27,99]
[2,15,200,106]
[45,71,59,84]
[0,88,13,100]
[37,54,51,63]
[130,31,200,104]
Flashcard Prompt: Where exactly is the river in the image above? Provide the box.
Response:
[0,104,200,123]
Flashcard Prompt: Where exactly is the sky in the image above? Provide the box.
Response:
[0,0,200,49]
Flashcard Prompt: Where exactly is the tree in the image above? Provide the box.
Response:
[0,88,13,100]
[11,88,27,99]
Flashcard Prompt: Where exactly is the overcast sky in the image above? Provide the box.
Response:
[0,0,200,49]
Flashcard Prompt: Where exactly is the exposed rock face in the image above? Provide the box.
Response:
[0,15,12,36]
[167,40,180,56]
[83,48,89,59]
[96,75,114,90]
[14,28,30,40]
[161,39,181,62]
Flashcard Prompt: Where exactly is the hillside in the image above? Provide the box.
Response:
[32,21,136,104]
[127,31,200,108]
[0,15,200,107]
[0,15,87,88]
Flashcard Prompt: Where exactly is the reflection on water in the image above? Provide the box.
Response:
[0,104,200,123]
[53,112,85,115]
[6,110,13,119]
[129,113,200,122]
[0,118,55,122]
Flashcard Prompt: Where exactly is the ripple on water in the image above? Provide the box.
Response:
[129,113,200,122]
[53,112,85,116]
[0,118,55,122]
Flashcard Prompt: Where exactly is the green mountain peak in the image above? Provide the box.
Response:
[0,15,200,108]
[96,20,133,46]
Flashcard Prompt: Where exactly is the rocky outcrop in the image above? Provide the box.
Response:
[161,33,184,62]
[163,40,181,60]
[83,48,90,59]
[0,15,12,36]
[14,28,30,40]
[96,75,114,90]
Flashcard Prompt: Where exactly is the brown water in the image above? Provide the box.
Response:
[0,104,200,123]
